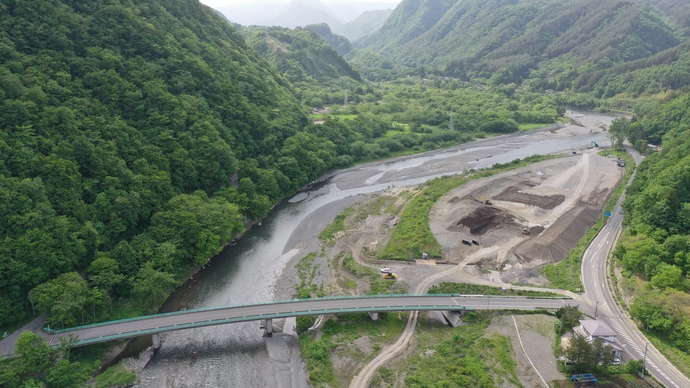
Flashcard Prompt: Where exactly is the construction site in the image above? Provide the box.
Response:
[429,149,625,285]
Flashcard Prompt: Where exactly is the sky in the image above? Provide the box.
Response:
[200,0,401,7]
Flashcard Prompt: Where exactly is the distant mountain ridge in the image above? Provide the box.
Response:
[352,0,690,95]
[338,9,394,41]
[215,0,398,33]
[262,0,343,29]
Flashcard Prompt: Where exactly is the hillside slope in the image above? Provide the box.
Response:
[241,25,362,85]
[354,0,688,94]
[0,0,311,325]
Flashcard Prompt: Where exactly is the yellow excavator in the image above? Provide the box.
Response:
[383,272,398,280]
[478,196,493,205]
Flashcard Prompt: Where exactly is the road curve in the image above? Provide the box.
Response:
[581,146,690,388]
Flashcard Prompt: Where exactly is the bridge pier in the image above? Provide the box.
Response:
[262,319,273,337]
[368,312,379,321]
[152,333,161,349]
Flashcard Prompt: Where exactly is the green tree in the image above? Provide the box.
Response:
[45,359,88,388]
[87,257,125,310]
[651,263,686,290]
[14,331,51,377]
[592,337,616,368]
[31,273,90,328]
[565,332,596,373]
[132,262,178,307]
[556,305,582,331]
[608,117,630,150]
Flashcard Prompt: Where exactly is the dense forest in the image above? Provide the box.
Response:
[352,0,690,96]
[0,0,307,328]
[615,93,690,353]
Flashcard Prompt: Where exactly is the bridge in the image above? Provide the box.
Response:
[30,294,575,353]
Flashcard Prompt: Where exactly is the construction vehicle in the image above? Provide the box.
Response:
[478,196,493,205]
[383,272,398,280]
[591,141,599,147]
[522,227,530,235]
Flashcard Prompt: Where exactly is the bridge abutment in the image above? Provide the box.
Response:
[152,333,161,349]
[368,312,379,321]
[441,310,462,327]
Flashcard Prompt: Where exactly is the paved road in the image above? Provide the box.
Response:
[2,295,574,356]
[581,146,690,388]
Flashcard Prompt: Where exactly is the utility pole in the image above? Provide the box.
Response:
[344,89,348,105]
[449,108,455,131]
[641,342,648,376]
[594,301,598,319]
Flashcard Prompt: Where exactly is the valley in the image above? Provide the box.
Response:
[2,0,690,387]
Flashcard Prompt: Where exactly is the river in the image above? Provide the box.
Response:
[133,112,614,387]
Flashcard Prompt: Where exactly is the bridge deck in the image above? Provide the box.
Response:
[34,294,575,350]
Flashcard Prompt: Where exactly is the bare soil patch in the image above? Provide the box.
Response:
[454,206,520,235]
[516,204,600,264]
[494,184,565,209]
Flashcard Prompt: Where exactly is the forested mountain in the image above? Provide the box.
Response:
[353,0,690,96]
[305,23,354,56]
[0,0,342,328]
[240,25,363,108]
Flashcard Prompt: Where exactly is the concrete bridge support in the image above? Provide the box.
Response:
[262,319,273,337]
[152,333,161,349]
[368,312,379,321]
[441,310,462,327]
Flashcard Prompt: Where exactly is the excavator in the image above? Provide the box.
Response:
[591,141,598,147]
[478,196,493,205]
[383,272,398,280]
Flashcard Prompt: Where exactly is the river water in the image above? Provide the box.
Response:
[133,112,614,387]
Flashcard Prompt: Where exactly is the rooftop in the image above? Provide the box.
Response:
[580,319,616,337]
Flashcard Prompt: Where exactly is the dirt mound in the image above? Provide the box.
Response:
[515,205,600,263]
[494,185,565,210]
[454,206,518,235]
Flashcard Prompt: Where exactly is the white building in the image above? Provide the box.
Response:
[573,320,622,360]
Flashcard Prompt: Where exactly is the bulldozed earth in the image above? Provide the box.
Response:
[310,147,625,298]
[429,150,624,285]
